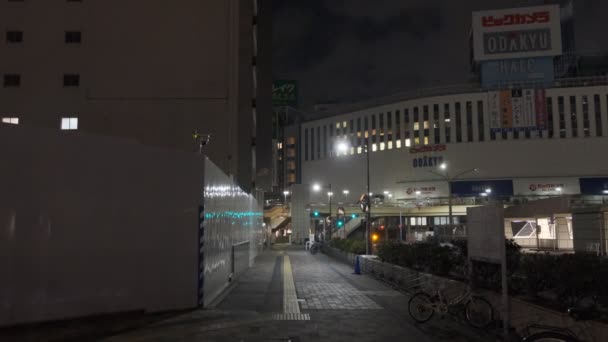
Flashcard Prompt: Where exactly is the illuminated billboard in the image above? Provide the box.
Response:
[481,57,554,88]
[487,89,548,132]
[472,5,562,61]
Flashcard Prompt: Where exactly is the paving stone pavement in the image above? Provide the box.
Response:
[0,244,500,342]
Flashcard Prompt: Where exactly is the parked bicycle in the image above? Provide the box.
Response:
[408,279,494,329]
[309,241,323,255]
[515,307,600,342]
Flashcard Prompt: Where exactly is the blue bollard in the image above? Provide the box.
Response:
[353,255,361,275]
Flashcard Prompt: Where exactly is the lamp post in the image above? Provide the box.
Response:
[283,190,290,207]
[428,163,478,227]
[336,139,371,254]
[312,182,332,241]
[342,189,350,204]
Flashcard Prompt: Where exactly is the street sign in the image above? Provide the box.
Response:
[272,80,298,107]
[359,194,369,213]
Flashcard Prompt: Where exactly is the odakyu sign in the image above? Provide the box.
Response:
[472,5,562,61]
[412,155,444,168]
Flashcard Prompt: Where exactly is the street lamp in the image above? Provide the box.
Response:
[335,138,372,255]
[312,182,332,240]
[343,189,350,203]
[283,190,290,207]
[427,163,478,227]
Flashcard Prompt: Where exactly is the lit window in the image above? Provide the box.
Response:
[415,137,420,145]
[336,122,341,128]
[444,118,451,123]
[396,140,402,148]
[350,147,355,154]
[343,121,347,127]
[424,121,429,129]
[357,147,362,154]
[414,122,420,131]
[61,117,78,130]
[277,142,283,149]
[364,131,369,138]
[424,136,429,145]
[405,139,411,147]
[1,117,19,124]
[372,143,377,151]
[379,142,385,151]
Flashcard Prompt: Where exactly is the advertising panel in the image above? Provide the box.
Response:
[401,181,449,199]
[451,179,514,197]
[579,178,608,195]
[472,5,562,61]
[489,89,547,132]
[481,57,554,88]
[513,178,580,196]
[272,80,298,107]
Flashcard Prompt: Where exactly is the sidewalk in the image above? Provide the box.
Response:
[0,245,498,341]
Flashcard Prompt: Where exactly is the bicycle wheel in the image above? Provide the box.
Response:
[464,296,493,329]
[522,331,579,342]
[408,292,435,323]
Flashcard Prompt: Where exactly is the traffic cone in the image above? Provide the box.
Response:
[353,256,361,275]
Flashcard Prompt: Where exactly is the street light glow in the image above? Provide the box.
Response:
[555,187,562,192]
[481,193,488,197]
[283,190,290,195]
[337,142,349,153]
[327,191,333,197]
[383,190,389,195]
[415,191,421,195]
[485,188,492,194]
[343,189,349,195]
[603,190,608,194]
[440,163,447,170]
[388,194,393,198]
[312,184,321,192]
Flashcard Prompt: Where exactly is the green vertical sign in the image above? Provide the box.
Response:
[272,80,298,107]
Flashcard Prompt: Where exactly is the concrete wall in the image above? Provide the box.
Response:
[0,0,261,193]
[290,184,311,243]
[201,159,264,307]
[0,125,263,326]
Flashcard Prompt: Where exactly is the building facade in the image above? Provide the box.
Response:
[0,0,272,194]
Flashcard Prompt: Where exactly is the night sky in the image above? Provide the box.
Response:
[273,0,608,111]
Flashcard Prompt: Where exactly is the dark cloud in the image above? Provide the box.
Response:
[273,0,608,111]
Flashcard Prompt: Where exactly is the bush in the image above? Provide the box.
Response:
[520,253,559,297]
[330,238,366,255]
[349,240,367,255]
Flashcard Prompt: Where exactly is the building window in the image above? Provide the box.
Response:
[455,102,462,142]
[558,96,566,138]
[379,113,384,141]
[465,102,473,142]
[395,110,401,144]
[1,117,19,124]
[63,74,80,87]
[570,96,577,137]
[3,74,20,87]
[547,97,554,138]
[65,31,82,44]
[582,95,590,137]
[477,101,484,141]
[387,111,393,146]
[433,104,440,144]
[316,126,320,160]
[322,125,327,158]
[371,115,376,145]
[594,95,602,137]
[364,117,369,141]
[61,117,78,130]
[405,138,411,147]
[304,128,309,161]
[6,30,23,43]
[444,104,451,143]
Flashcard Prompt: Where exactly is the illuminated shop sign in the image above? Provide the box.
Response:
[412,156,444,168]
[410,144,446,154]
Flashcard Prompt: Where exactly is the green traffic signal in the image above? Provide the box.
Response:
[351,214,357,219]
[337,220,344,227]
[313,211,320,217]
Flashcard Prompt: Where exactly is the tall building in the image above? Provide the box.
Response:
[0,0,272,194]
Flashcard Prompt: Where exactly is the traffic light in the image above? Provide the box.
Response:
[313,211,320,217]
[372,233,379,242]
[336,219,344,228]
[351,213,357,219]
